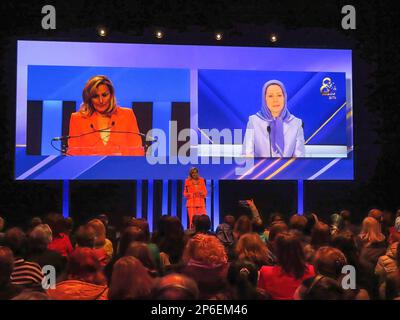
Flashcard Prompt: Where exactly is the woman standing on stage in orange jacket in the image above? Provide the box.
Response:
[184,168,207,229]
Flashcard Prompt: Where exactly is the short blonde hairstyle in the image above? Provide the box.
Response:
[183,234,227,265]
[79,75,117,117]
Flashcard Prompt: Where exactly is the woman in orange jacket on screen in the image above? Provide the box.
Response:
[67,75,144,156]
[184,167,207,229]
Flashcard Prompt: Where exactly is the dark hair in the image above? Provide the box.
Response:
[109,256,154,300]
[118,226,146,257]
[234,215,252,239]
[195,215,211,233]
[66,247,106,285]
[268,212,285,226]
[223,215,236,228]
[268,222,288,242]
[227,260,259,300]
[44,213,65,237]
[153,273,199,300]
[0,246,14,286]
[275,231,307,279]
[128,218,150,242]
[330,231,359,269]
[75,225,96,248]
[303,275,344,300]
[289,214,307,233]
[304,213,318,236]
[340,210,352,222]
[310,222,331,249]
[314,247,347,279]
[156,216,185,264]
[125,241,156,272]
[5,227,26,257]
[252,219,265,234]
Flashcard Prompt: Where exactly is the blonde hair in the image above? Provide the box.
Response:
[87,219,106,248]
[360,217,385,245]
[79,75,117,117]
[183,234,227,265]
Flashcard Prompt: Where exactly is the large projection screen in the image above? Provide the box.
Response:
[15,40,353,180]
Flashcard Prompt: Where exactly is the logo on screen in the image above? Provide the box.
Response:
[320,77,337,100]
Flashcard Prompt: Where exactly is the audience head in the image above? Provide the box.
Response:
[128,218,150,242]
[268,212,285,226]
[310,222,331,249]
[183,233,227,266]
[340,210,352,223]
[97,214,109,227]
[30,217,43,230]
[109,256,154,300]
[268,222,289,243]
[313,247,347,279]
[28,224,53,253]
[118,226,146,257]
[157,216,185,264]
[304,213,318,236]
[75,225,96,248]
[368,208,383,222]
[235,233,270,268]
[63,217,74,234]
[330,231,359,265]
[153,273,199,300]
[125,241,156,272]
[275,231,307,279]
[0,246,14,286]
[4,227,26,257]
[234,215,252,239]
[227,260,259,300]
[302,275,344,300]
[44,213,65,237]
[360,216,385,244]
[87,219,106,247]
[289,214,307,233]
[383,210,394,226]
[223,215,236,228]
[66,247,106,285]
[194,215,211,234]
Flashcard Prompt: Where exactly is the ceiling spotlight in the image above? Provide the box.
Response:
[97,27,107,37]
[155,30,164,39]
[270,34,278,43]
[215,33,223,41]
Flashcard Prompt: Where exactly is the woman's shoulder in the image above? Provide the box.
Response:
[115,106,134,115]
[287,114,303,127]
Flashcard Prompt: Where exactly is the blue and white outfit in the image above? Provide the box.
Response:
[243,80,305,158]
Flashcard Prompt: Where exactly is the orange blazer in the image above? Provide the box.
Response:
[184,177,207,208]
[68,107,144,156]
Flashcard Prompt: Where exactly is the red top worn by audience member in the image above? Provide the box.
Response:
[258,264,315,300]
[48,233,73,258]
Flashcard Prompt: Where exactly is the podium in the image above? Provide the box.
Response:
[66,146,145,156]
